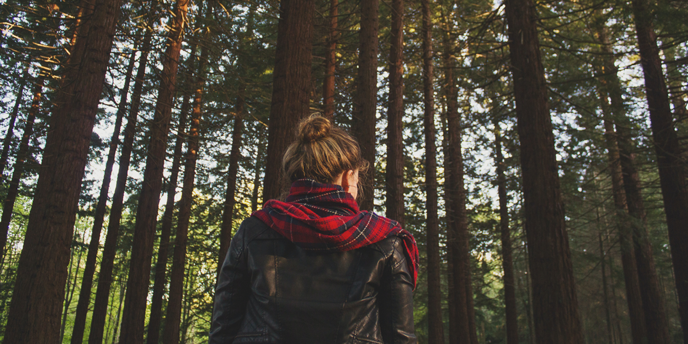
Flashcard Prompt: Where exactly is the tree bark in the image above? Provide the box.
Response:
[218,98,244,276]
[504,0,584,342]
[385,0,405,227]
[0,78,41,258]
[351,0,378,211]
[421,0,444,341]
[88,25,154,344]
[263,0,314,201]
[632,0,688,339]
[146,46,195,344]
[162,37,208,344]
[322,0,337,120]
[440,6,470,344]
[2,0,121,340]
[494,120,519,344]
[70,44,136,344]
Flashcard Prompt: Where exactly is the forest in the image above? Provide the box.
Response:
[0,0,686,342]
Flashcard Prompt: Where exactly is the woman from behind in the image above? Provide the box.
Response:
[209,115,418,344]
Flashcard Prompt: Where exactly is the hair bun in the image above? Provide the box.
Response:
[298,115,331,143]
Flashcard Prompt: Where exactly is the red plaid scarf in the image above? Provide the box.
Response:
[252,179,419,288]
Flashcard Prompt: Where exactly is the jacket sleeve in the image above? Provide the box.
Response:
[209,222,251,344]
[379,237,417,344]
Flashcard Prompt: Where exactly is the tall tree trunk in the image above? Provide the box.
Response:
[263,0,314,201]
[593,18,649,344]
[322,0,337,120]
[504,0,584,342]
[494,120,519,344]
[118,0,189,341]
[632,0,688,339]
[440,6,470,344]
[385,0,404,227]
[70,44,136,344]
[89,25,154,344]
[0,66,29,179]
[162,39,208,344]
[617,117,671,344]
[218,97,244,275]
[146,47,195,344]
[351,0,378,211]
[0,78,42,258]
[421,0,443,341]
[595,52,648,344]
[2,0,121,339]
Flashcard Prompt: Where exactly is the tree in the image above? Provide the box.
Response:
[163,22,210,344]
[88,24,153,344]
[0,77,42,259]
[351,0,378,212]
[593,18,647,344]
[631,0,688,339]
[262,0,314,201]
[3,0,123,340]
[440,4,471,343]
[504,0,584,342]
[385,0,405,227]
[118,0,189,341]
[70,43,137,344]
[420,0,444,341]
[322,0,337,120]
[146,68,192,344]
[494,118,518,344]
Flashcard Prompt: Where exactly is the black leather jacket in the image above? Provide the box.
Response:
[209,216,416,344]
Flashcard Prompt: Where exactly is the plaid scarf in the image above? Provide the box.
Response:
[252,179,419,288]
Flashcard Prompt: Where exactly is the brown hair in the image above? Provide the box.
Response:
[283,115,369,188]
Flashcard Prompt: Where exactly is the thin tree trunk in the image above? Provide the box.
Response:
[263,0,314,201]
[89,25,154,344]
[3,0,121,338]
[118,0,189,341]
[598,226,614,344]
[440,6,470,343]
[0,78,42,258]
[60,230,85,343]
[0,66,29,179]
[162,38,208,344]
[218,97,244,275]
[465,244,478,344]
[385,0,404,227]
[322,0,337,120]
[420,0,443,341]
[663,46,687,121]
[494,120,519,344]
[504,0,584,341]
[251,131,265,214]
[632,0,688,339]
[146,47,195,344]
[112,275,127,344]
[593,18,649,343]
[351,0,378,211]
[70,44,137,344]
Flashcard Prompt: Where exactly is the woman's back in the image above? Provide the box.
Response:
[209,217,416,344]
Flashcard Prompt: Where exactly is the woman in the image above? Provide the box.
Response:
[209,115,418,344]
